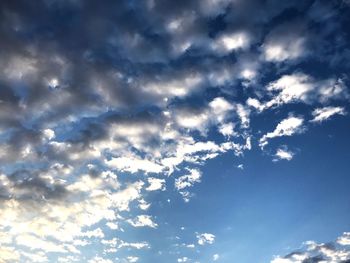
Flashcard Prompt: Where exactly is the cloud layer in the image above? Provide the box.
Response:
[0,0,349,262]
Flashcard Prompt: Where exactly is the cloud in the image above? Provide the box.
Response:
[248,73,348,112]
[271,232,350,263]
[0,0,349,261]
[260,116,304,148]
[213,254,220,261]
[212,31,251,54]
[127,256,139,263]
[197,233,216,245]
[262,21,308,62]
[146,177,166,191]
[274,147,294,161]
[175,169,202,191]
[127,215,158,228]
[177,257,189,262]
[311,106,346,123]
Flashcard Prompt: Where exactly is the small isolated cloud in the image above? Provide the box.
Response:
[260,116,304,148]
[213,254,220,261]
[311,106,346,123]
[177,257,189,262]
[146,178,166,191]
[274,147,294,161]
[127,215,158,228]
[127,256,139,263]
[197,233,215,245]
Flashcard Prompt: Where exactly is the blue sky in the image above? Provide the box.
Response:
[0,0,350,262]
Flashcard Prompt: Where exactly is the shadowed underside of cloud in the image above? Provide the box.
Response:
[0,0,350,262]
[271,232,350,263]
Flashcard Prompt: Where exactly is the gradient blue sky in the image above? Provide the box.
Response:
[0,1,350,262]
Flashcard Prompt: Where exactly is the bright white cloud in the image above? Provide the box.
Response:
[127,215,158,228]
[213,32,251,54]
[260,116,304,148]
[177,257,189,262]
[146,177,166,191]
[175,169,202,190]
[197,233,215,245]
[337,232,350,246]
[219,122,236,138]
[274,148,294,161]
[106,156,164,174]
[271,232,350,262]
[311,106,346,123]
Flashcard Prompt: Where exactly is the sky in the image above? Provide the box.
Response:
[0,0,350,262]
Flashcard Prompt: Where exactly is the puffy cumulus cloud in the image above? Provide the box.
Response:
[273,147,294,162]
[0,247,20,262]
[213,254,220,261]
[271,232,350,263]
[146,177,166,191]
[212,31,251,54]
[127,215,158,228]
[127,256,139,263]
[248,73,348,112]
[175,169,202,191]
[260,116,304,149]
[337,232,350,246]
[0,0,349,262]
[0,171,144,261]
[311,106,346,123]
[262,20,308,63]
[197,233,216,245]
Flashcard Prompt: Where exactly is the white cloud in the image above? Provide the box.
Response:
[16,234,68,253]
[271,232,350,262]
[311,106,346,123]
[0,247,20,262]
[249,73,348,111]
[260,116,304,148]
[106,156,164,174]
[263,37,305,62]
[213,254,220,261]
[197,233,215,245]
[175,169,202,190]
[219,122,236,138]
[274,148,294,161]
[106,222,119,230]
[337,232,350,246]
[177,257,189,262]
[127,215,158,228]
[127,256,139,263]
[81,228,104,239]
[213,32,251,54]
[146,177,166,191]
[88,256,113,263]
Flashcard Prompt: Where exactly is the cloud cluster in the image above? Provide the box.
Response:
[271,232,350,263]
[0,0,349,261]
